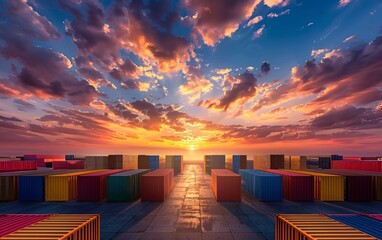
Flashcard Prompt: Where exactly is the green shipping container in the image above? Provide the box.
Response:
[107,169,149,201]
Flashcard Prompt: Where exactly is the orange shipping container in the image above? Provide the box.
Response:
[141,169,174,202]
[211,169,241,202]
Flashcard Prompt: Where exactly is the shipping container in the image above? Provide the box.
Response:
[141,169,174,202]
[225,155,232,171]
[262,169,313,201]
[19,169,84,201]
[318,157,331,169]
[307,169,373,201]
[232,155,247,174]
[84,156,108,169]
[0,169,51,201]
[159,155,166,169]
[331,154,344,160]
[275,214,377,240]
[1,214,100,240]
[0,161,36,172]
[290,156,307,169]
[107,169,150,201]
[23,155,65,160]
[247,160,253,169]
[365,214,382,222]
[328,214,382,239]
[0,214,50,237]
[283,156,291,169]
[138,155,160,171]
[239,169,282,201]
[253,154,284,169]
[332,160,382,172]
[288,170,344,201]
[204,155,225,175]
[77,169,126,201]
[52,160,84,169]
[165,155,183,176]
[107,155,124,169]
[121,155,139,169]
[45,170,102,201]
[211,169,241,202]
[65,154,86,160]
[343,157,362,161]
[361,157,379,160]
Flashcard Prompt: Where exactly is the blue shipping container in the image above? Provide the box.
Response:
[19,176,45,201]
[328,215,382,239]
[149,155,159,172]
[239,169,282,201]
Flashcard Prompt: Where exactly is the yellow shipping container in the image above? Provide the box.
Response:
[2,214,100,240]
[275,214,377,240]
[288,170,344,201]
[45,170,103,201]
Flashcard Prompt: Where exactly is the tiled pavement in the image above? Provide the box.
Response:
[1,164,382,239]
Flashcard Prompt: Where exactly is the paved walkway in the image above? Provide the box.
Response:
[1,164,382,239]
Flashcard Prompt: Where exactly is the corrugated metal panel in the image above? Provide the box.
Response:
[276,214,377,240]
[138,155,160,171]
[263,169,314,201]
[328,214,382,239]
[239,169,282,201]
[211,169,241,202]
[0,161,37,172]
[232,155,247,174]
[45,170,102,201]
[332,160,382,172]
[1,214,100,240]
[288,170,344,201]
[204,155,225,175]
[165,155,183,176]
[78,170,126,201]
[107,169,150,201]
[290,156,307,169]
[253,155,284,169]
[0,214,50,237]
[141,169,174,202]
[366,214,382,222]
[84,156,108,169]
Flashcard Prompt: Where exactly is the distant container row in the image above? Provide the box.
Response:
[0,214,100,240]
[0,169,174,202]
[276,214,382,240]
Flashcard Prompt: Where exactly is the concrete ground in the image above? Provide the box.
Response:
[1,164,382,239]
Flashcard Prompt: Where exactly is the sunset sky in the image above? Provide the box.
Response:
[0,0,381,159]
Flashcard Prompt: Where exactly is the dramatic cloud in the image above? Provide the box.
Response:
[343,34,356,43]
[185,0,262,46]
[199,71,257,111]
[247,16,263,27]
[264,0,290,8]
[267,9,290,18]
[216,68,232,75]
[253,25,265,39]
[179,66,213,102]
[311,48,329,58]
[338,0,351,8]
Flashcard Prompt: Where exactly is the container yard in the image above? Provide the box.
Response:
[1,156,382,239]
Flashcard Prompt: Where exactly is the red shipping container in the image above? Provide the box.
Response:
[0,214,50,237]
[361,157,379,160]
[343,157,361,161]
[77,169,125,201]
[332,160,382,172]
[23,155,65,160]
[211,169,241,202]
[52,160,85,170]
[141,169,174,202]
[263,169,314,201]
[0,161,37,172]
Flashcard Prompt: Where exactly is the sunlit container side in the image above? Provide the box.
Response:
[19,169,84,201]
[107,169,150,201]
[253,154,284,169]
[159,155,166,169]
[0,214,50,237]
[165,155,183,176]
[328,214,382,239]
[262,169,313,201]
[239,169,282,201]
[275,214,377,240]
[121,155,139,169]
[1,214,100,240]
[138,155,160,171]
[204,155,225,175]
[232,155,247,174]
[290,156,307,169]
[211,169,241,202]
[225,155,233,171]
[52,160,84,169]
[84,156,108,169]
[283,156,291,169]
[247,160,253,169]
[77,169,126,201]
[141,169,174,202]
[307,169,373,201]
[288,170,344,201]
[332,160,382,172]
[0,169,50,201]
[0,161,37,172]
[45,170,102,201]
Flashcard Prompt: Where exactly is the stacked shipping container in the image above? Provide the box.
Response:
[107,169,149,201]
[0,161,36,172]
[85,156,109,169]
[165,155,183,176]
[138,155,160,171]
[331,160,382,172]
[232,155,247,174]
[211,169,241,202]
[253,154,284,169]
[204,155,225,175]
[141,169,174,202]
